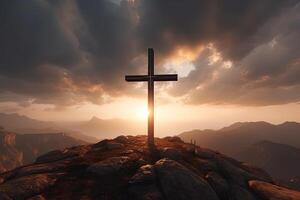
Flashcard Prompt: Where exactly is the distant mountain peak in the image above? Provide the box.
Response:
[221,121,273,131]
[0,112,54,131]
[278,121,300,127]
[90,116,101,122]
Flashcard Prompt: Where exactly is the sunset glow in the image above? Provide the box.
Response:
[135,106,149,120]
[0,0,299,138]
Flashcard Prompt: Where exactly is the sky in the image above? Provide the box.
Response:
[0,0,300,132]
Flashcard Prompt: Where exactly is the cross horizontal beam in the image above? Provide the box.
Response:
[153,74,178,81]
[125,74,178,82]
[125,75,148,82]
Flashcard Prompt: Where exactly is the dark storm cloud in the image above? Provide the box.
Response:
[0,0,78,77]
[136,0,298,60]
[75,0,139,91]
[0,0,299,107]
[170,3,300,106]
[0,0,82,106]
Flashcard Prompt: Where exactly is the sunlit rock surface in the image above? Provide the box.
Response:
[0,135,299,200]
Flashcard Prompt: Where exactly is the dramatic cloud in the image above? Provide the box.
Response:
[137,0,298,59]
[0,0,80,106]
[0,0,299,107]
[171,3,300,106]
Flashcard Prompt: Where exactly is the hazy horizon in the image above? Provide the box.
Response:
[1,110,300,138]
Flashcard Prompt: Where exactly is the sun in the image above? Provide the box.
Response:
[135,106,149,120]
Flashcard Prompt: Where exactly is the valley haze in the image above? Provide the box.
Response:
[1,112,299,140]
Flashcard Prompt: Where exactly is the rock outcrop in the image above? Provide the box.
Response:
[249,180,300,200]
[0,135,299,200]
[0,131,23,173]
[0,129,84,173]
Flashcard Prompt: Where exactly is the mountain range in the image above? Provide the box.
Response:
[0,112,143,141]
[2,112,300,186]
[0,113,56,131]
[179,121,300,156]
[179,121,300,183]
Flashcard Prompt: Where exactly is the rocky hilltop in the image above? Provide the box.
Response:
[0,136,300,200]
[0,129,85,173]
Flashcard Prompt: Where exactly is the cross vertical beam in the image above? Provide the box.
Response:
[148,48,154,148]
[125,48,178,149]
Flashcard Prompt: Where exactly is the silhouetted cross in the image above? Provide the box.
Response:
[125,48,178,149]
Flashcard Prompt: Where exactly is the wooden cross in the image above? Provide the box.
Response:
[125,48,178,148]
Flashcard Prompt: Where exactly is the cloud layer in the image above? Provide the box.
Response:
[0,0,299,107]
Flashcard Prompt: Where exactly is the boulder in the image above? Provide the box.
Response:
[127,153,140,161]
[35,146,89,164]
[106,142,125,150]
[194,158,218,173]
[128,184,164,200]
[249,180,300,200]
[130,165,155,184]
[154,159,219,200]
[92,139,125,151]
[0,171,15,184]
[230,185,257,200]
[123,149,135,154]
[160,147,183,160]
[114,135,129,144]
[93,139,109,149]
[241,163,273,183]
[0,193,11,200]
[183,144,196,153]
[0,173,60,199]
[128,165,163,200]
[27,195,46,200]
[205,172,229,199]
[136,158,147,166]
[7,160,69,180]
[163,136,183,143]
[87,156,130,176]
[35,150,64,163]
[195,147,217,159]
[215,156,272,186]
